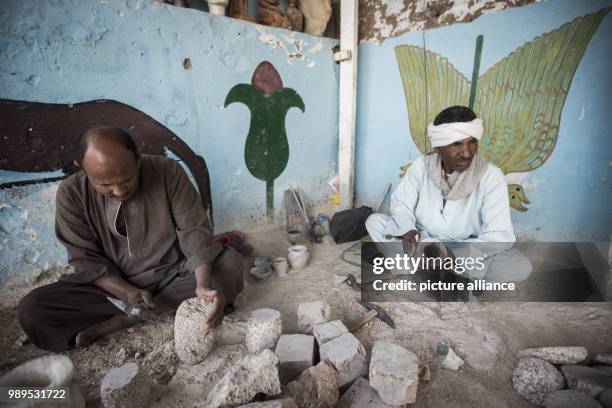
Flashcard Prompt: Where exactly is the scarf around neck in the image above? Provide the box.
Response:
[424,152,489,201]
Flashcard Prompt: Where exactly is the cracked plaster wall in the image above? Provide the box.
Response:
[0,0,339,285]
[358,0,541,43]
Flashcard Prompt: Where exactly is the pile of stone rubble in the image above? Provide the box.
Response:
[100,297,453,407]
[512,346,612,408]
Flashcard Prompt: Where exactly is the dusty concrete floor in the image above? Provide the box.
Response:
[1,224,611,407]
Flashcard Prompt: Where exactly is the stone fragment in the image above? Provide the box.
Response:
[275,334,315,384]
[246,308,282,353]
[594,354,612,366]
[561,364,612,398]
[441,347,464,371]
[297,302,330,334]
[206,349,281,408]
[240,399,299,408]
[517,346,588,364]
[512,357,565,405]
[284,361,339,408]
[599,388,612,408]
[319,333,366,387]
[217,317,247,345]
[101,362,150,408]
[336,377,395,408]
[313,320,348,346]
[543,389,602,408]
[369,341,419,406]
[174,298,217,365]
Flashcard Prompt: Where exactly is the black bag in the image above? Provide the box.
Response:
[330,206,373,243]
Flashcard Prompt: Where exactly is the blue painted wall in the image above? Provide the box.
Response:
[355,0,612,241]
[0,0,338,284]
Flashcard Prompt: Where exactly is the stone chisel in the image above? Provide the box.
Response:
[106,297,163,323]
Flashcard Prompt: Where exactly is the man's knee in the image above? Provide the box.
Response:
[365,213,387,239]
[486,249,533,283]
[17,288,45,331]
[17,287,67,352]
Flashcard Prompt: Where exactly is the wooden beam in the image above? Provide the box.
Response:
[338,0,358,210]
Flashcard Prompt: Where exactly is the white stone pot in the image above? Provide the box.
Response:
[273,257,289,277]
[0,355,85,408]
[288,244,309,269]
[208,0,228,15]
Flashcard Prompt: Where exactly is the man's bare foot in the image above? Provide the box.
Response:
[75,315,137,348]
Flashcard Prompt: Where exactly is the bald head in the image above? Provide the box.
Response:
[78,127,140,201]
[78,127,138,166]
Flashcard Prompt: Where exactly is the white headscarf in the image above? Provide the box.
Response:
[427,118,484,148]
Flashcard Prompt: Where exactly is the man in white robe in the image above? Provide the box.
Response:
[366,106,532,283]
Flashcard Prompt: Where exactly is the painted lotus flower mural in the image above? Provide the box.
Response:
[225,61,305,219]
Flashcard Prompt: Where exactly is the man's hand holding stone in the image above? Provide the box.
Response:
[402,229,419,255]
[195,286,225,332]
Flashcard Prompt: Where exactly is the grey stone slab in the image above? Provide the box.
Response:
[562,365,612,398]
[369,341,419,405]
[320,333,366,387]
[598,388,612,408]
[544,389,602,408]
[275,334,315,384]
[246,308,282,353]
[206,349,282,408]
[297,302,330,334]
[313,320,348,346]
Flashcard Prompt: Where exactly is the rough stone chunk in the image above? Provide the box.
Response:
[246,308,283,353]
[441,347,464,371]
[297,302,330,334]
[561,364,612,398]
[240,399,299,408]
[336,377,395,408]
[313,320,348,346]
[512,357,565,405]
[369,341,419,406]
[174,298,217,365]
[217,317,247,345]
[275,334,315,384]
[319,332,366,387]
[517,346,588,365]
[284,361,339,408]
[594,354,612,366]
[206,349,281,408]
[543,389,602,408]
[101,362,150,408]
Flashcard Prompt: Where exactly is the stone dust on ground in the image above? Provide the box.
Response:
[1,224,611,407]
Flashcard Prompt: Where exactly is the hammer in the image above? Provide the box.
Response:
[351,300,396,330]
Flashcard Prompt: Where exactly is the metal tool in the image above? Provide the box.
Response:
[348,309,377,332]
[107,297,163,323]
[357,300,396,329]
[343,274,361,291]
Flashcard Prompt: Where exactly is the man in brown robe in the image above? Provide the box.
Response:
[17,127,244,352]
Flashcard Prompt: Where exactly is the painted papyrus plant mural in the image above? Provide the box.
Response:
[395,7,610,211]
[225,61,305,219]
